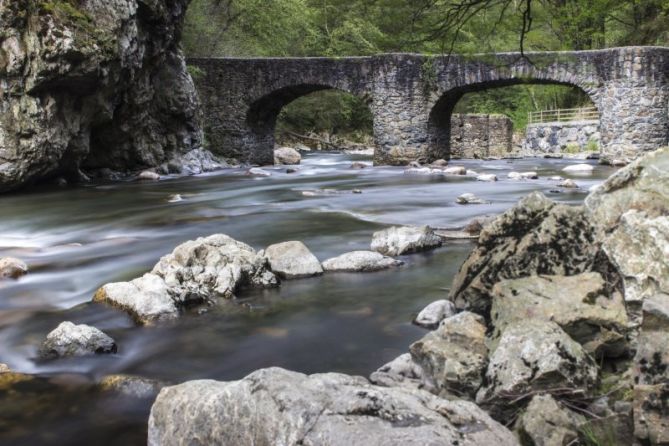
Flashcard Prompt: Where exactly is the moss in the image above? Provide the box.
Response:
[187,65,206,79]
[420,57,438,96]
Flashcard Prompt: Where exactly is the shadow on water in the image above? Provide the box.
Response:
[0,152,616,445]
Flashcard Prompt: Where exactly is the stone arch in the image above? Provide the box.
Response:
[245,84,373,163]
[427,78,601,160]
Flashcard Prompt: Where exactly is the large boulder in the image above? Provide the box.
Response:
[263,241,323,279]
[490,273,629,357]
[0,0,201,192]
[516,394,584,446]
[0,257,28,279]
[321,251,403,273]
[39,321,117,359]
[449,192,598,315]
[371,226,442,256]
[148,367,519,446]
[410,312,488,398]
[94,234,278,324]
[274,147,301,165]
[477,321,598,416]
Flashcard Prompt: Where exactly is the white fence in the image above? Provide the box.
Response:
[527,106,599,125]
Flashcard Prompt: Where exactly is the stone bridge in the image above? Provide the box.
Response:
[189,47,669,165]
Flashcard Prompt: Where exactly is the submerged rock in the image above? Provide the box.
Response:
[349,162,369,169]
[450,192,597,315]
[476,173,498,182]
[99,374,165,399]
[138,171,160,181]
[263,241,323,279]
[563,163,594,173]
[490,273,629,357]
[412,299,456,329]
[0,257,28,280]
[410,312,488,398]
[148,367,519,446]
[516,394,584,446]
[508,171,538,180]
[431,159,449,167]
[558,178,579,188]
[371,225,442,256]
[477,321,598,415]
[443,166,467,175]
[456,193,489,205]
[39,322,117,359]
[246,167,271,177]
[321,251,403,272]
[274,147,301,165]
[94,234,277,324]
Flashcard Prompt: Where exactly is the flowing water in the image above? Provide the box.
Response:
[0,152,616,445]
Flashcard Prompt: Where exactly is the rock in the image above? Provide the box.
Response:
[548,175,564,181]
[369,353,425,390]
[174,148,225,175]
[246,167,271,177]
[477,321,598,415]
[39,322,117,359]
[466,169,478,176]
[410,312,488,398]
[612,159,628,167]
[490,273,629,357]
[463,215,498,236]
[601,210,669,304]
[633,383,669,445]
[413,300,457,329]
[450,192,598,315]
[404,167,442,175]
[286,168,298,173]
[563,163,594,172]
[95,234,277,323]
[476,173,498,182]
[558,178,579,188]
[138,170,160,181]
[585,147,669,235]
[94,274,179,324]
[0,364,10,373]
[167,194,183,203]
[274,147,301,165]
[0,0,201,192]
[508,171,538,180]
[148,367,519,446]
[99,374,165,399]
[516,394,584,446]
[349,162,368,169]
[321,251,403,273]
[263,241,323,279]
[371,225,442,256]
[0,257,28,280]
[634,294,669,386]
[456,193,489,205]
[408,161,422,168]
[431,159,449,167]
[443,166,467,175]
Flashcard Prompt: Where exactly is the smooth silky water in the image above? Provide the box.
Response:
[0,152,616,445]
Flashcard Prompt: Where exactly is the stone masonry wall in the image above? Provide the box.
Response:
[450,114,513,158]
[523,121,600,154]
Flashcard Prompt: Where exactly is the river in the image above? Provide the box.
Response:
[0,152,615,445]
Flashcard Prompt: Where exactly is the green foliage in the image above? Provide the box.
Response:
[579,421,619,446]
[186,65,206,79]
[564,143,581,154]
[421,58,438,96]
[586,138,600,152]
[40,0,91,27]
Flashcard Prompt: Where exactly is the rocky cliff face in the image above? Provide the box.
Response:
[0,0,202,191]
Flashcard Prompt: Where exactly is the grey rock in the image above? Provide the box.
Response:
[148,367,519,446]
[476,173,498,182]
[430,159,448,167]
[450,192,597,315]
[39,321,117,359]
[138,170,160,181]
[633,384,669,445]
[516,394,584,446]
[175,148,225,175]
[369,353,425,390]
[410,312,488,398]
[443,166,467,175]
[321,251,403,273]
[246,167,271,177]
[477,321,598,414]
[0,0,201,192]
[274,147,301,165]
[634,294,669,387]
[0,257,28,279]
[264,241,323,279]
[563,163,594,172]
[490,273,629,357]
[558,178,579,188]
[0,363,10,373]
[349,162,369,169]
[371,225,442,256]
[412,299,456,329]
[95,234,277,324]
